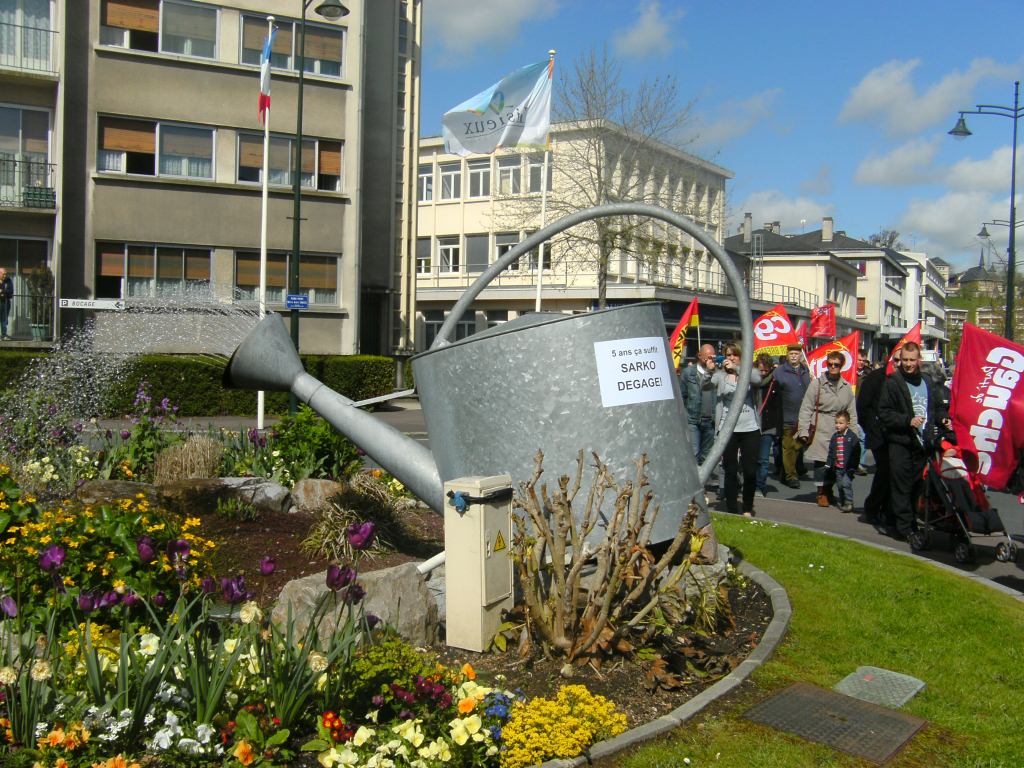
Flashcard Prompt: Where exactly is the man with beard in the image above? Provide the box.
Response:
[877,341,950,541]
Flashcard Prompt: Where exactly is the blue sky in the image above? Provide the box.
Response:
[419,0,1024,270]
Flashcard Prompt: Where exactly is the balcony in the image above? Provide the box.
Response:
[0,290,55,342]
[0,156,57,209]
[0,21,57,75]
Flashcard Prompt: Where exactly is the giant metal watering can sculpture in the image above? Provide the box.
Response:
[223,202,753,546]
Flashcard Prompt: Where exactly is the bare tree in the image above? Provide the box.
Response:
[867,229,907,251]
[493,46,697,308]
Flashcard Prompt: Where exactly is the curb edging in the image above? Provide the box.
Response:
[539,558,792,767]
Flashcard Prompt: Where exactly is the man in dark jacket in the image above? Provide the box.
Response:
[857,358,893,531]
[0,267,12,340]
[877,341,950,540]
[680,344,717,465]
[773,343,810,487]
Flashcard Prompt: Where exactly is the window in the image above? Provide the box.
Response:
[417,164,433,202]
[241,15,344,77]
[422,309,443,348]
[0,0,52,70]
[486,310,508,328]
[465,234,488,273]
[467,159,490,198]
[497,156,520,195]
[160,1,217,58]
[527,155,550,193]
[0,105,49,191]
[238,133,340,190]
[525,231,551,270]
[857,297,866,316]
[95,242,211,299]
[439,162,460,200]
[453,310,475,341]
[234,251,286,303]
[298,254,338,304]
[438,236,460,273]
[98,118,214,179]
[416,237,431,275]
[100,0,159,51]
[495,233,520,271]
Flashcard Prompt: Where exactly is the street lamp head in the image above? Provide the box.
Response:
[948,115,972,139]
[978,225,991,239]
[314,0,349,19]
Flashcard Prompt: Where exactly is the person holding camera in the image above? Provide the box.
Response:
[712,343,762,516]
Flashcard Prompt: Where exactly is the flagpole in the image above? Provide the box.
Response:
[533,49,555,313]
[256,15,273,431]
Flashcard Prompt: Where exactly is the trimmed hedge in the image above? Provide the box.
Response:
[1,351,399,417]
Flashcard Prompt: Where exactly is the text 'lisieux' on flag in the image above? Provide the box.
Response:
[258,26,277,125]
[442,59,553,157]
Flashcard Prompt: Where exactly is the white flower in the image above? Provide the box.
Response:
[448,715,482,746]
[151,729,175,750]
[352,725,375,747]
[138,633,160,656]
[196,724,216,744]
[30,659,52,681]
[392,719,424,747]
[177,738,202,754]
[308,650,328,673]
[0,666,17,685]
[239,601,262,625]
[222,638,239,654]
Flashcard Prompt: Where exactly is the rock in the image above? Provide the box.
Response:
[273,561,440,647]
[681,543,731,605]
[77,480,159,505]
[158,477,291,517]
[291,478,345,513]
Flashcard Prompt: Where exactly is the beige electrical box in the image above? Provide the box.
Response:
[443,475,514,652]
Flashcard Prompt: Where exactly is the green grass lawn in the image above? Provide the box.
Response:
[607,514,1024,767]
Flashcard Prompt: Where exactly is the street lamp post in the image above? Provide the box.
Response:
[290,0,348,411]
[949,81,1021,340]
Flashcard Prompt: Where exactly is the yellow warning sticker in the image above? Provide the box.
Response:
[493,530,506,552]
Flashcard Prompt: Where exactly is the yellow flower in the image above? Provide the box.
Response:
[448,715,481,746]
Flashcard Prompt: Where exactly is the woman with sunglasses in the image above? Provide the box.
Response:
[796,350,858,507]
[711,342,762,516]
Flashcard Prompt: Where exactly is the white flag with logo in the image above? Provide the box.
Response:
[442,59,552,157]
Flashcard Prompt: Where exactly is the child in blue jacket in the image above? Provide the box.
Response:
[824,409,861,512]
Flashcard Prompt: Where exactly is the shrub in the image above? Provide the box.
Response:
[320,355,395,404]
[335,632,439,721]
[153,435,225,484]
[272,405,362,481]
[499,685,628,768]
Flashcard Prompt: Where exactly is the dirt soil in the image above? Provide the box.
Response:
[198,505,773,728]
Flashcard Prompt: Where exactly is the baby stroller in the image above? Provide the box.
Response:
[908,445,1017,564]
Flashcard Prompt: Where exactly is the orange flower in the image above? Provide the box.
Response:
[91,756,140,768]
[461,662,476,680]
[56,758,70,768]
[43,726,66,748]
[458,697,477,714]
[234,739,256,766]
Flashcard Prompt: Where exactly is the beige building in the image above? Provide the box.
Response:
[1,0,419,355]
[414,124,745,350]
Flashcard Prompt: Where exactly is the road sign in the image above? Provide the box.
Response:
[59,298,125,311]
[286,294,309,309]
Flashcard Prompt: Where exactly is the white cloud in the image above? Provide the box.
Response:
[730,190,832,235]
[612,1,681,59]
[425,0,558,60]
[896,190,1009,266]
[690,89,782,152]
[839,58,1018,135]
[853,137,940,186]
[800,165,832,196]
[945,145,1023,193]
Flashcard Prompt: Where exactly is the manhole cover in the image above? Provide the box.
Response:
[744,682,926,764]
[835,666,926,708]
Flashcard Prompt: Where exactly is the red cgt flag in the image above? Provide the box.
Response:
[753,303,799,357]
[806,331,861,392]
[950,323,1024,490]
[809,304,836,338]
[668,297,699,371]
[793,319,808,350]
[885,322,922,374]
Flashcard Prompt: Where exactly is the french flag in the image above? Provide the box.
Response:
[258,27,276,125]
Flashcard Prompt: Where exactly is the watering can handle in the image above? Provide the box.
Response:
[429,201,753,486]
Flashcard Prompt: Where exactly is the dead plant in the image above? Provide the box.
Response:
[153,435,224,484]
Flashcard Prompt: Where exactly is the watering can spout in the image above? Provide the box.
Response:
[224,314,444,511]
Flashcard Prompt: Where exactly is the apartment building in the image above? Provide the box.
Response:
[0,0,419,355]
[413,124,782,352]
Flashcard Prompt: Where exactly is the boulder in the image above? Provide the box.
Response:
[273,561,440,647]
[681,543,731,605]
[77,480,159,505]
[291,478,345,513]
[158,477,291,516]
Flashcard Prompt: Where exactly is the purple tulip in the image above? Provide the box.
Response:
[152,591,168,607]
[99,591,120,609]
[39,545,66,572]
[121,591,140,608]
[77,592,99,613]
[346,521,376,551]
[220,576,249,604]
[200,576,217,595]
[342,582,365,605]
[365,613,380,630]
[0,595,17,618]
[136,535,156,563]
[105,429,113,439]
[166,539,190,561]
[120,430,131,440]
[259,556,276,576]
[325,564,356,592]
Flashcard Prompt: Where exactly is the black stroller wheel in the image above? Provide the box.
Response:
[908,530,929,551]
[995,542,1017,563]
[954,540,974,563]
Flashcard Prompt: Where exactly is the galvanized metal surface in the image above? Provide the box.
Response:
[429,201,753,487]
[834,666,927,709]
[744,682,926,764]
[413,302,706,542]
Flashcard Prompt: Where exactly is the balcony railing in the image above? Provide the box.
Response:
[0,21,57,74]
[0,291,55,342]
[415,261,820,310]
[0,156,57,208]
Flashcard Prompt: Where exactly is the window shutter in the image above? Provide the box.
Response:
[161,127,211,159]
[299,256,337,290]
[101,117,155,154]
[185,250,210,280]
[303,25,342,63]
[97,243,125,277]
[318,142,341,176]
[238,134,263,169]
[103,0,159,32]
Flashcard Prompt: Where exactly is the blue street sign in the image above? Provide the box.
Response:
[286,294,309,309]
